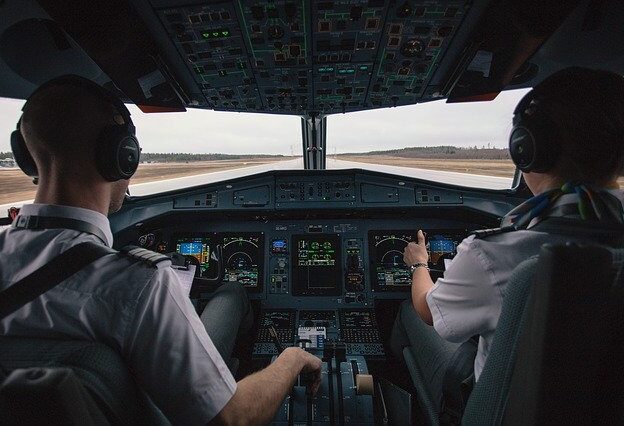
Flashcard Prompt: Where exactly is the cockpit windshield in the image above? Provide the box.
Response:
[1,89,527,206]
[327,88,529,189]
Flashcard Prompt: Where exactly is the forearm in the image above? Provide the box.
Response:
[411,268,434,325]
[212,348,302,425]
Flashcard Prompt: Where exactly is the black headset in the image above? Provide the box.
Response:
[10,75,141,182]
[509,89,561,173]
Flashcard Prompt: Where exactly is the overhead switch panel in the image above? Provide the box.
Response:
[152,0,470,115]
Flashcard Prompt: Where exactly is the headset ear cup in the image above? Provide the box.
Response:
[10,128,38,177]
[115,135,140,179]
[509,126,537,172]
[96,125,140,181]
[510,112,560,173]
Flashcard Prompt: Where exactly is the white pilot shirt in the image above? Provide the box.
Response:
[426,191,624,381]
[0,203,236,424]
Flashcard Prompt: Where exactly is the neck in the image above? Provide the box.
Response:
[532,175,564,196]
[34,173,111,216]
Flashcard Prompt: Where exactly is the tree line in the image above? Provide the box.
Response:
[139,153,286,163]
[0,152,285,163]
[337,145,510,160]
[2,146,510,162]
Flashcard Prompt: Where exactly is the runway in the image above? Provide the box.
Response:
[0,158,513,212]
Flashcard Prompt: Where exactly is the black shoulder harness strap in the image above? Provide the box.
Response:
[0,242,112,320]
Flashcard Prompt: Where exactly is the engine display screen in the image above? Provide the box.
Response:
[176,237,212,278]
[340,310,376,329]
[369,230,464,291]
[221,233,264,290]
[292,234,342,296]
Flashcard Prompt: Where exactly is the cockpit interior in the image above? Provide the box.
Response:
[1,0,624,424]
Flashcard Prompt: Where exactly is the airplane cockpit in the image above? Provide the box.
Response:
[1,0,624,424]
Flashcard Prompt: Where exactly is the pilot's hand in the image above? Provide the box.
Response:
[283,347,322,395]
[404,230,429,266]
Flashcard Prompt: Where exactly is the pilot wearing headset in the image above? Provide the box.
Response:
[391,67,624,414]
[0,75,321,424]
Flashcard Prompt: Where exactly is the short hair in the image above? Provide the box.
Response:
[20,82,117,167]
[530,67,624,183]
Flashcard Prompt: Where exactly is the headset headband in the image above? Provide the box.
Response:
[12,74,140,181]
[23,75,134,133]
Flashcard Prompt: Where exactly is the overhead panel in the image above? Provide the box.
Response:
[151,0,471,115]
[156,3,257,111]
[374,1,467,106]
[311,0,384,114]
[240,0,313,113]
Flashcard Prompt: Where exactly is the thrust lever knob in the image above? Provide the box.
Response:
[355,374,374,395]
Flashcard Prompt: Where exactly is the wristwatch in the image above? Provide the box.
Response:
[409,262,430,274]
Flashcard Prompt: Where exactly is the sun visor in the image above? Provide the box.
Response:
[0,18,103,87]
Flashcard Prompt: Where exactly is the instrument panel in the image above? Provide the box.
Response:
[144,220,471,304]
[117,171,515,359]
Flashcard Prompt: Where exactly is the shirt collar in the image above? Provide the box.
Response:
[527,189,624,229]
[17,203,114,247]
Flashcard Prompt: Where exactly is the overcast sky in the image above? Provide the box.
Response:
[0,88,529,155]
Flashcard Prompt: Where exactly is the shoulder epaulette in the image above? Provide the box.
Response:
[471,226,517,239]
[120,245,172,269]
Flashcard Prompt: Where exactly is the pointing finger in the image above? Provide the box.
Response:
[417,230,425,245]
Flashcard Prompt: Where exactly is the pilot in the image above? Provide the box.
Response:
[0,75,321,424]
[391,67,624,413]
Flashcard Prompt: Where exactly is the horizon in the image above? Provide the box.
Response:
[0,144,511,159]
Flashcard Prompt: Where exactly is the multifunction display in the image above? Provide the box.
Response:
[292,234,342,296]
[222,233,264,289]
[369,230,464,291]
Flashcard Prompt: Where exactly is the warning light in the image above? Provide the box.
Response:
[202,28,231,39]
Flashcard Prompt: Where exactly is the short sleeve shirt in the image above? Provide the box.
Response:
[426,190,624,380]
[0,203,236,424]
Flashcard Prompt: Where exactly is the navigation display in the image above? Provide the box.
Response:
[292,234,342,296]
[176,236,212,278]
[221,233,264,290]
[428,234,460,269]
[369,230,464,291]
